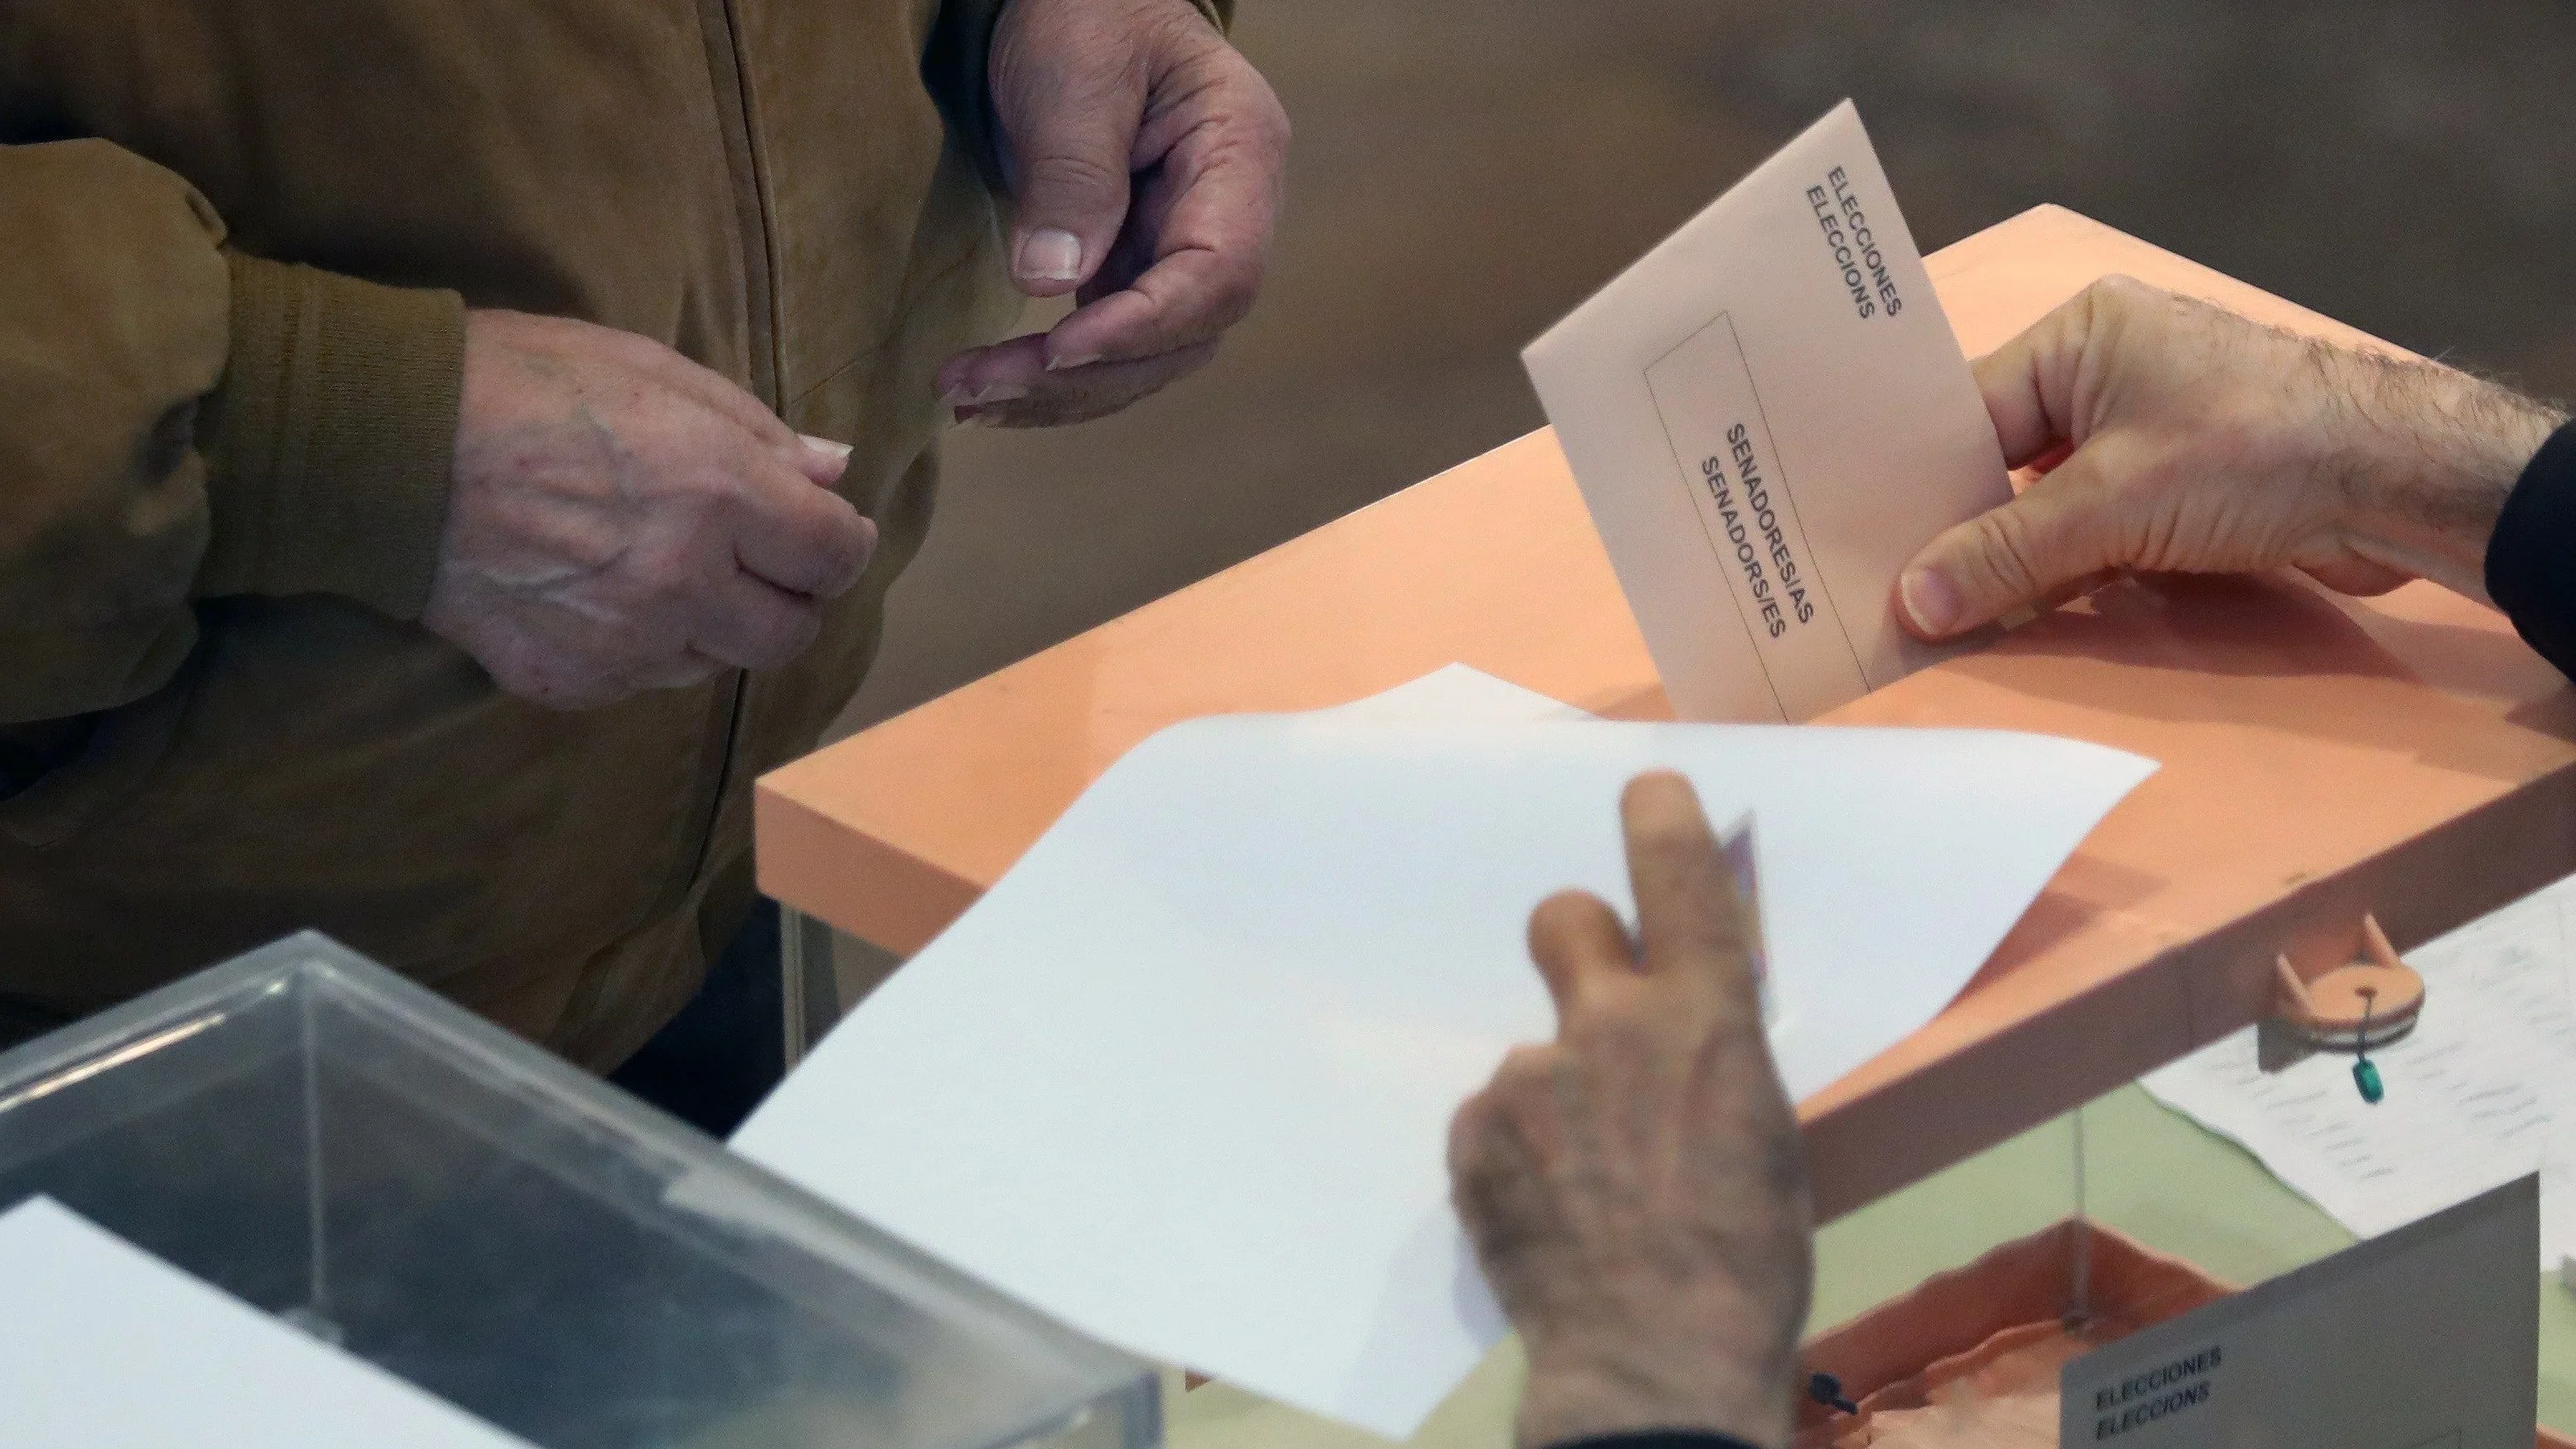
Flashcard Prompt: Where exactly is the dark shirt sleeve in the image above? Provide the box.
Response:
[1547,1432,1766,1449]
[2487,418,2576,684]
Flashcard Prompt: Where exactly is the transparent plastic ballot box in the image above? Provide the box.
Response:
[1793,1080,2576,1445]
[0,931,1160,1449]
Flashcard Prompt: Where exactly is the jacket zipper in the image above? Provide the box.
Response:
[681,0,789,899]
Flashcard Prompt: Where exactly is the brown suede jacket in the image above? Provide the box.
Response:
[0,0,1220,1069]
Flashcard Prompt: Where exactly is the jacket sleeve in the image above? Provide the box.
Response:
[0,138,464,725]
[925,0,1235,190]
[2486,418,2576,684]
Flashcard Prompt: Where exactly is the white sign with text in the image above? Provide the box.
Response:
[2063,1177,2538,1448]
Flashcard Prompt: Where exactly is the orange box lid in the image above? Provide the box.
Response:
[757,204,2576,1220]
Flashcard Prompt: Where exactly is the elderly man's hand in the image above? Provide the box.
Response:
[936,0,1289,428]
[1895,276,2566,641]
[1450,772,1813,1449]
[423,310,876,709]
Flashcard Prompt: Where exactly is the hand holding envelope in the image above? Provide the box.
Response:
[1891,276,2564,640]
[1526,101,2011,722]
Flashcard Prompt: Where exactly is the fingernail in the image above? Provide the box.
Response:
[1046,350,1103,373]
[1899,569,1961,636]
[798,434,854,461]
[1017,228,1084,285]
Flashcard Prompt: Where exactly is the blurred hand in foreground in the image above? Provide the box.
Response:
[1450,771,1814,1449]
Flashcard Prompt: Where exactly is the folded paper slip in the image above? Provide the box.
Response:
[737,674,2154,1438]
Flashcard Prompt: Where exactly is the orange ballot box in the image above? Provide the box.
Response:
[757,204,2576,1223]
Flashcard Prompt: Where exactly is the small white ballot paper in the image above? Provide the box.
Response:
[0,1197,533,1448]
[2060,1177,2539,1448]
[1525,101,2009,722]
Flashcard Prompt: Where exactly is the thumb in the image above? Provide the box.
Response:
[794,434,853,488]
[1896,452,2122,639]
[993,25,1146,299]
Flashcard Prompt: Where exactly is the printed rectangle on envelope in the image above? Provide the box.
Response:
[1645,313,1868,721]
[1526,100,2010,722]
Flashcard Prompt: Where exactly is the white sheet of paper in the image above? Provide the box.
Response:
[2143,871,2576,1267]
[1524,100,2009,723]
[738,667,2151,1437]
[1307,662,1590,727]
[0,1197,533,1449]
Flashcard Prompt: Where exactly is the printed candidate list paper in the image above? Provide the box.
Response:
[1526,101,2009,722]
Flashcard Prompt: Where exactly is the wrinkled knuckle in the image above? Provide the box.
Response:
[2086,273,2151,309]
[2083,275,2175,338]
[673,460,747,516]
[632,548,701,600]
[1970,508,2048,599]
[1216,64,1292,152]
[1024,150,1127,205]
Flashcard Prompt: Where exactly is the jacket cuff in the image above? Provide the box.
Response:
[927,0,1234,191]
[2484,417,2576,684]
[199,253,465,621]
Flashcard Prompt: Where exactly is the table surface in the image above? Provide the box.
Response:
[757,204,2576,1220]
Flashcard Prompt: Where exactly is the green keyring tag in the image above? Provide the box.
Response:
[2353,1058,2385,1105]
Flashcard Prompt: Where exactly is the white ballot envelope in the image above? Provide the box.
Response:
[1525,101,2010,722]
[2061,1176,2539,1447]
